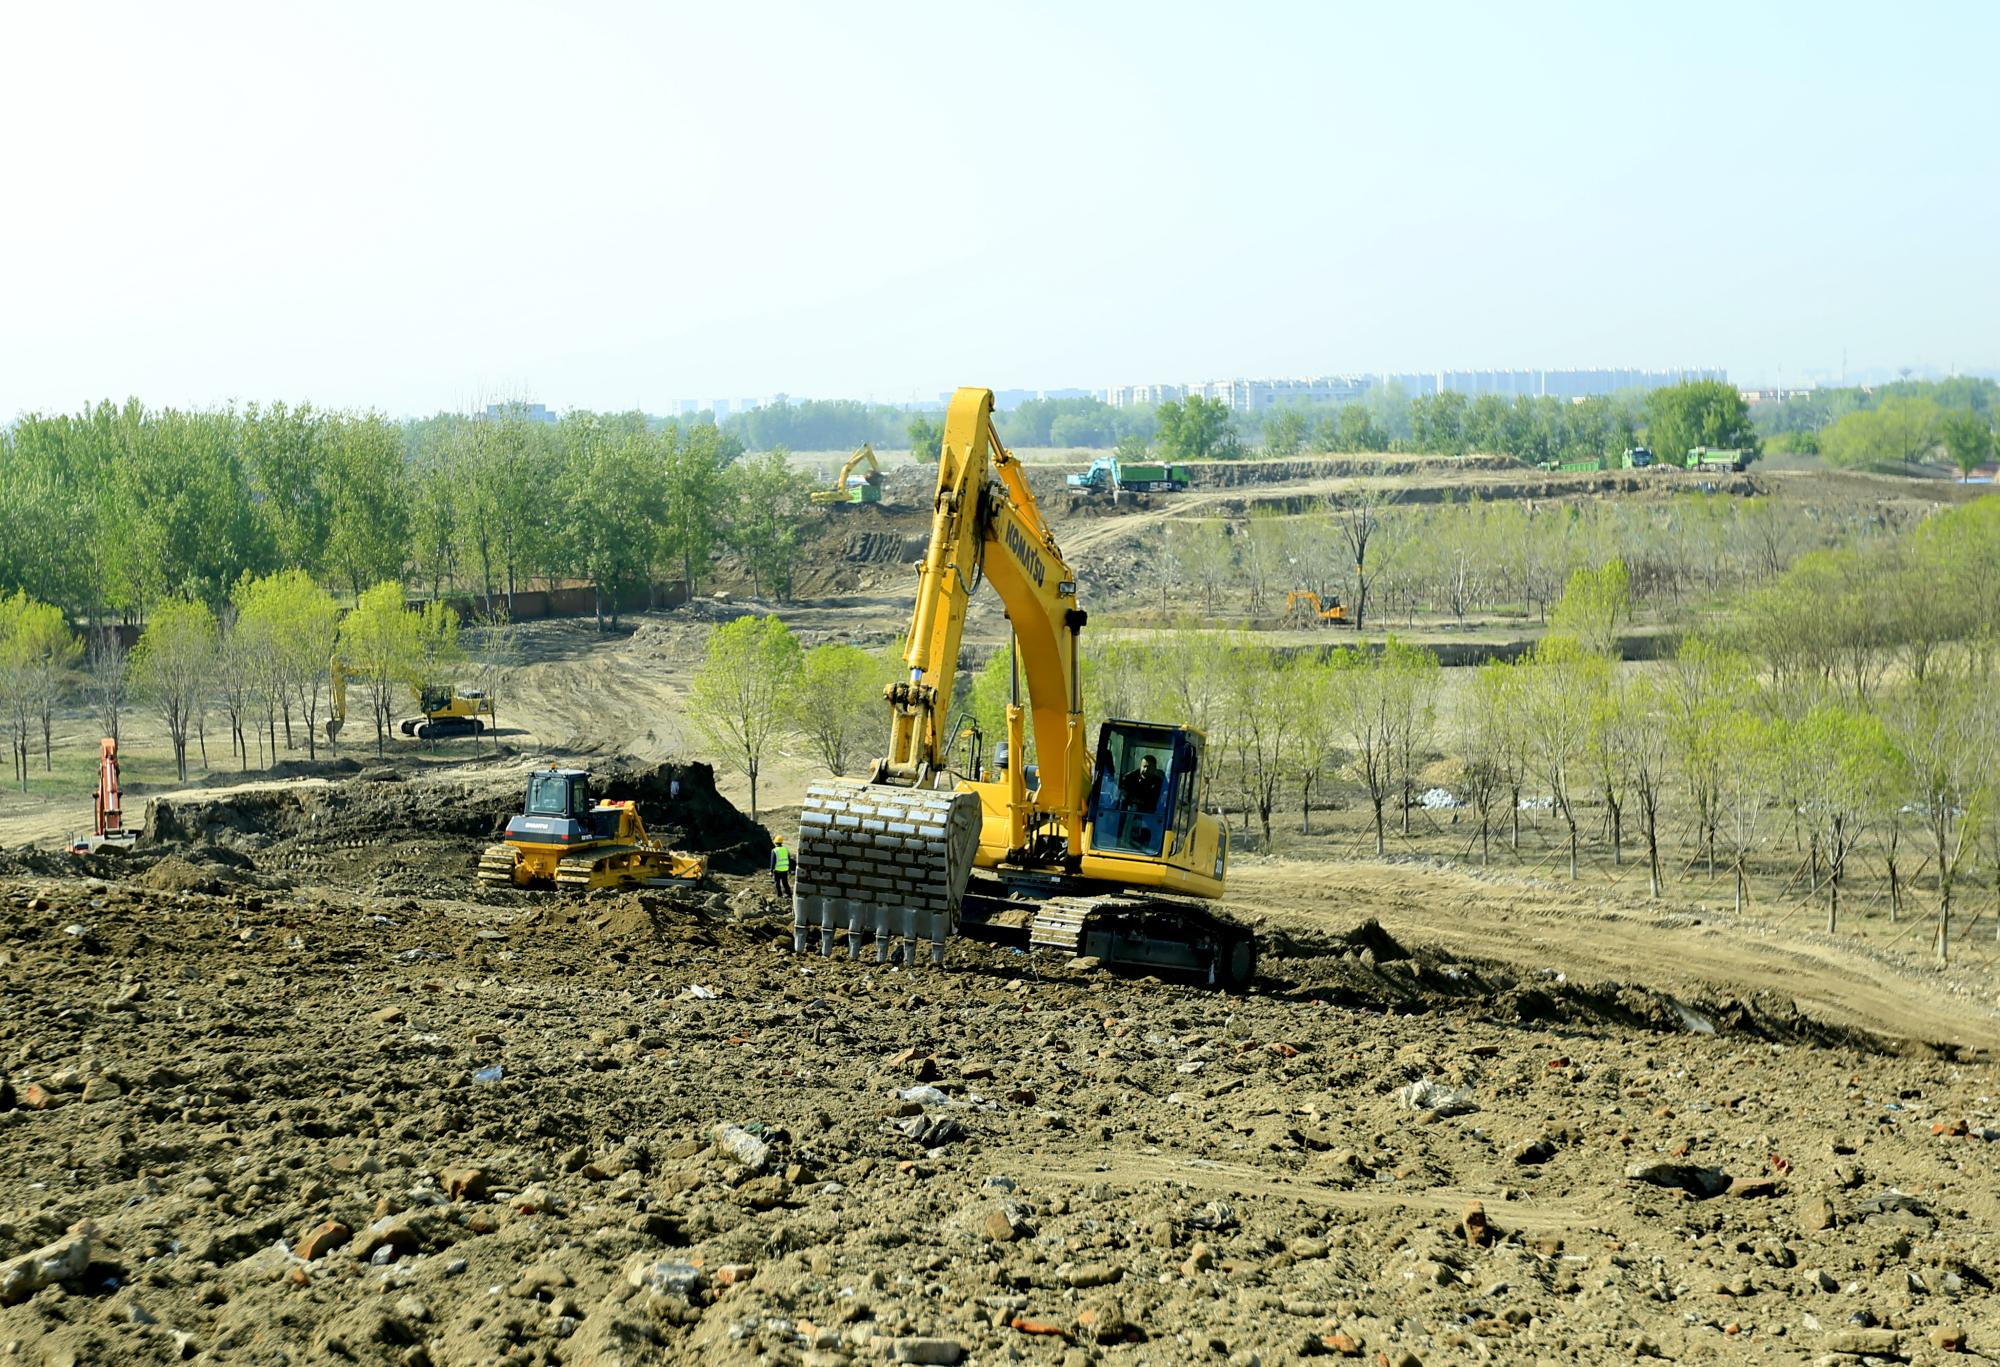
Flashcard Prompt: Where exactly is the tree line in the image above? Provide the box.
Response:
[0,567,517,791]
[0,401,824,631]
[1154,485,1905,633]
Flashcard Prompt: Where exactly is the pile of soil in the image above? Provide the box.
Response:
[586,760,771,875]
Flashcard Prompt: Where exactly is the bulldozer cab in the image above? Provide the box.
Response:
[1086,722,1202,858]
[526,769,589,820]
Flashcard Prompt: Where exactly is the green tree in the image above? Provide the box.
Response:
[1461,660,1522,864]
[687,615,802,818]
[1518,635,1604,879]
[558,417,663,627]
[323,413,412,599]
[728,449,812,600]
[133,598,219,782]
[238,569,343,759]
[1819,394,1943,472]
[1940,410,1993,481]
[1549,559,1630,658]
[1644,380,1759,467]
[662,423,735,596]
[340,581,419,756]
[1664,635,1754,875]
[1319,403,1385,453]
[789,642,887,777]
[1887,674,1995,963]
[0,595,78,787]
[1155,396,1242,461]
[908,415,943,463]
[1262,407,1310,457]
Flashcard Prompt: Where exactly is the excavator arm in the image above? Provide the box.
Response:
[880,388,1086,857]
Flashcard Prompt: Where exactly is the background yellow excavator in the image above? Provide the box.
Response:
[809,444,884,505]
[792,386,1256,986]
[1286,588,1348,625]
[325,664,494,743]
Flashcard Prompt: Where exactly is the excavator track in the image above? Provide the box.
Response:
[476,845,520,887]
[1027,891,1258,990]
[791,780,984,963]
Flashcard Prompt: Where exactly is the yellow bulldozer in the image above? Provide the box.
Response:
[477,767,708,891]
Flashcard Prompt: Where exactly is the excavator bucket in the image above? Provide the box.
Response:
[792,781,983,964]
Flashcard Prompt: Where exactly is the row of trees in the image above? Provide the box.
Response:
[1155,486,1898,634]
[684,499,1999,965]
[0,402,824,628]
[0,571,506,790]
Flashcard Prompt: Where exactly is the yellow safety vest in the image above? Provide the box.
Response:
[772,846,791,872]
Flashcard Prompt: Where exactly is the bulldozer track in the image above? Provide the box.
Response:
[476,844,519,887]
[555,844,642,887]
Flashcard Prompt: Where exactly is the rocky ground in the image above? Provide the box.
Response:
[2,766,1997,1366]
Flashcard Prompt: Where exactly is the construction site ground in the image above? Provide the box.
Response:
[2,455,1995,1366]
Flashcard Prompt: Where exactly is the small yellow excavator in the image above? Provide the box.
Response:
[398,684,495,740]
[792,386,1256,986]
[325,665,494,743]
[809,444,883,505]
[477,767,708,891]
[1286,588,1348,625]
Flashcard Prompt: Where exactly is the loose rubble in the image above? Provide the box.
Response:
[1,767,1995,1365]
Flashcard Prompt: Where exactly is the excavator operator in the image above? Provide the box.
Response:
[1122,754,1165,812]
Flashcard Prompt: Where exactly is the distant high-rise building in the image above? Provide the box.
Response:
[1384,368,1726,399]
[1107,376,1369,410]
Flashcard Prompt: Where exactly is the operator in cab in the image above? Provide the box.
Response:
[1122,754,1165,812]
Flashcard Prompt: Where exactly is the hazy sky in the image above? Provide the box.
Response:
[4,1,1995,417]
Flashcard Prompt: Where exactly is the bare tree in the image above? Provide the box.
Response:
[84,629,129,746]
[1326,487,1400,630]
[1888,674,1994,963]
[1519,638,1600,880]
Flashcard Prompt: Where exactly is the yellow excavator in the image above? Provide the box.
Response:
[477,767,708,891]
[792,387,1255,986]
[325,664,494,744]
[397,684,495,740]
[809,444,884,505]
[1286,588,1348,625]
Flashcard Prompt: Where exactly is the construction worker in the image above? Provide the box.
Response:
[770,836,793,900]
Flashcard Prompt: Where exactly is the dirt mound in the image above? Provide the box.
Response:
[1256,919,1898,1053]
[144,777,498,850]
[132,855,229,895]
[514,888,725,946]
[587,760,771,874]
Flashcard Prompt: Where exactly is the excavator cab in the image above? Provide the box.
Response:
[1087,722,1202,858]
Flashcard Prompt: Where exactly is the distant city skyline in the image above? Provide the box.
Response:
[4,2,1995,421]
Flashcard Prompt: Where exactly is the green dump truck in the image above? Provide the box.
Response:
[1066,456,1193,494]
